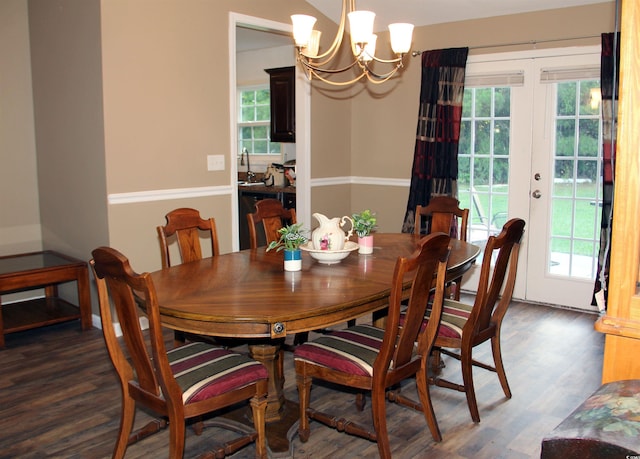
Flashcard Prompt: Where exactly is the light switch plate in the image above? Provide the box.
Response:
[207,155,225,171]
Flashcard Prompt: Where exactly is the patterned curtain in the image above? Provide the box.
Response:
[593,32,620,309]
[402,47,469,234]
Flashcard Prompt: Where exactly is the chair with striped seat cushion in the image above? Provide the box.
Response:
[427,218,525,423]
[294,233,451,459]
[91,247,268,459]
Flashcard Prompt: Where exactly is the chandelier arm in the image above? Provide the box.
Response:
[368,54,404,65]
[362,61,404,82]
[298,55,363,74]
[305,0,350,62]
[307,68,369,86]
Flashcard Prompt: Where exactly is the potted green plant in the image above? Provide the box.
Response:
[267,223,308,271]
[352,210,377,254]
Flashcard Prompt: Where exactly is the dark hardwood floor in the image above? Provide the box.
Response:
[0,299,604,458]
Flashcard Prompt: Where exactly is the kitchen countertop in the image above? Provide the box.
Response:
[238,183,296,194]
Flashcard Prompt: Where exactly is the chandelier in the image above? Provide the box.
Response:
[291,0,414,86]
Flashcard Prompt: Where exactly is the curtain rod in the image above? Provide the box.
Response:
[411,34,601,56]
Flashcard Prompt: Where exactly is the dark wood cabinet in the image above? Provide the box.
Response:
[266,66,295,143]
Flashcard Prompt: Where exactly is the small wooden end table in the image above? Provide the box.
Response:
[0,250,92,348]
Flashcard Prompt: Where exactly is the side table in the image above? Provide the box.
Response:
[0,250,92,348]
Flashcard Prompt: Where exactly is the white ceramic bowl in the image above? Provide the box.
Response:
[299,241,359,265]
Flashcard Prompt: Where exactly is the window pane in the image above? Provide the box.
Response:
[555,119,575,156]
[494,120,510,155]
[474,88,492,117]
[557,82,577,116]
[494,87,510,117]
[578,119,599,157]
[580,80,600,116]
[474,120,491,154]
[256,89,270,105]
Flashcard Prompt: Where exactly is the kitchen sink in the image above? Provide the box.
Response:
[237,181,264,187]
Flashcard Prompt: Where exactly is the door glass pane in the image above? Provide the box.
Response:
[550,80,603,279]
[459,87,511,247]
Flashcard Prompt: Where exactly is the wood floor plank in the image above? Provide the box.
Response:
[0,299,604,458]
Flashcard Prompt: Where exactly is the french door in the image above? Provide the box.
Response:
[459,48,602,311]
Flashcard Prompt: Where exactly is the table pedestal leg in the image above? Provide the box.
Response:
[248,342,300,457]
[248,343,285,421]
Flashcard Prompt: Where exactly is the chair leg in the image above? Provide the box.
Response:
[491,333,512,398]
[296,371,312,442]
[460,347,480,423]
[167,408,186,459]
[293,332,309,345]
[371,388,391,459]
[430,348,445,375]
[416,367,442,442]
[114,394,135,459]
[250,392,268,459]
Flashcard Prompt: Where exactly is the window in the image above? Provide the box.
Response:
[549,78,602,277]
[459,86,512,244]
[237,87,281,156]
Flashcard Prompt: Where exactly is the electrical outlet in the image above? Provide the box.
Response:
[207,155,225,171]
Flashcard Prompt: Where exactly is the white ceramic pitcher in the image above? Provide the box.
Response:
[311,213,353,251]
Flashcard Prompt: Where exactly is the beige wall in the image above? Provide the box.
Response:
[0,0,40,255]
[0,0,616,313]
[29,0,109,262]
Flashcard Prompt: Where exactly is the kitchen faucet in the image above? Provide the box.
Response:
[243,147,255,183]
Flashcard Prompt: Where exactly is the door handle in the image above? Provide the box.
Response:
[532,190,542,199]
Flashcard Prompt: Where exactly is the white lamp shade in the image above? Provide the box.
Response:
[291,14,317,47]
[388,23,414,54]
[348,10,375,44]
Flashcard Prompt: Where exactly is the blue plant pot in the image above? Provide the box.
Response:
[284,249,302,271]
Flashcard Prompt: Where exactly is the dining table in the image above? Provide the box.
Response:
[151,232,480,456]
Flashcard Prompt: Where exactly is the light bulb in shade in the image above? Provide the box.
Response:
[303,30,321,58]
[291,14,317,47]
[389,23,414,54]
[354,34,377,62]
[348,10,375,45]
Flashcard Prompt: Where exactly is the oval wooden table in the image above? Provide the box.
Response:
[152,233,480,455]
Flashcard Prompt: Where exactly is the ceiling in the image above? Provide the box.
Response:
[305,0,611,31]
[236,0,612,52]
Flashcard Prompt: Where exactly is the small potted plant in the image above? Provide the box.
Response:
[352,210,377,254]
[267,223,308,271]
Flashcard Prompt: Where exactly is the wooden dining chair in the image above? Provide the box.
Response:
[427,218,525,423]
[90,246,268,459]
[293,233,451,458]
[247,198,297,249]
[157,207,221,345]
[415,196,469,300]
[157,207,220,269]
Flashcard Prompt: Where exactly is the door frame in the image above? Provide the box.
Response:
[228,13,311,252]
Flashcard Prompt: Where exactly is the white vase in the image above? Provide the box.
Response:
[358,235,374,254]
[284,249,302,271]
